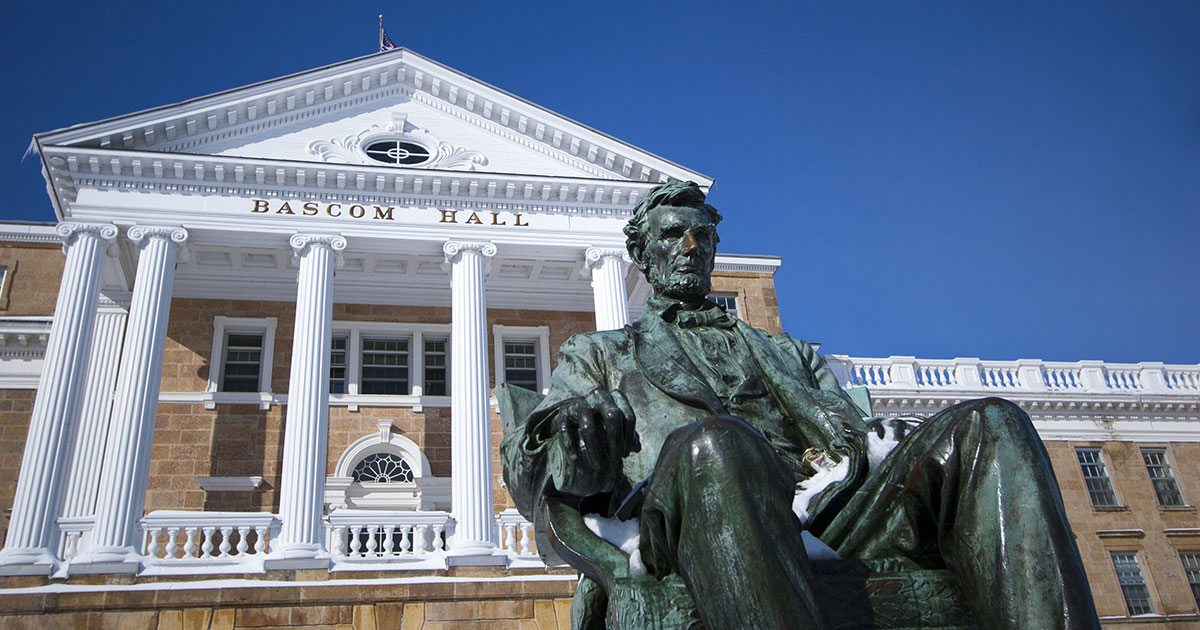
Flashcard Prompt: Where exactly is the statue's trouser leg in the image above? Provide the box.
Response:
[639,416,824,630]
[822,398,1100,630]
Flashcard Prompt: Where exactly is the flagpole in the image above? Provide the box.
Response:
[378,14,384,52]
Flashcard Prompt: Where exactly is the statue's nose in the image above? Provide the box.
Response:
[681,231,699,254]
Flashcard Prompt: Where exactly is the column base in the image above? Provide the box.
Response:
[0,547,58,575]
[446,544,508,567]
[264,542,331,571]
[66,545,142,575]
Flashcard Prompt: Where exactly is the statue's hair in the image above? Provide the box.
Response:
[624,180,722,257]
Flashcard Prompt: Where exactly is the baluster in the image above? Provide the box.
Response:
[414,525,428,554]
[183,527,199,558]
[201,526,216,558]
[64,531,81,561]
[218,526,233,557]
[349,525,362,557]
[366,525,379,557]
[432,525,445,552]
[331,525,346,556]
[519,523,533,556]
[166,527,180,559]
[144,527,159,558]
[383,526,395,557]
[503,523,516,552]
[236,526,250,556]
[253,526,268,554]
[396,526,408,554]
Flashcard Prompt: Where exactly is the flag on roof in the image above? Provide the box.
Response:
[379,15,396,51]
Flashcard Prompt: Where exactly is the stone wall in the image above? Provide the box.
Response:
[0,389,36,543]
[710,271,782,334]
[0,242,64,316]
[1046,440,1200,621]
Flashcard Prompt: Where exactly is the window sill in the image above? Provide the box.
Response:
[159,391,452,412]
[1092,505,1130,512]
[1159,505,1197,512]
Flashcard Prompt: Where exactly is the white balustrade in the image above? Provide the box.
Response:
[496,509,537,558]
[326,510,452,561]
[140,511,276,564]
[827,355,1199,397]
[1166,368,1200,391]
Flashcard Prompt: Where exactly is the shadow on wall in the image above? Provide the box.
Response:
[203,405,282,513]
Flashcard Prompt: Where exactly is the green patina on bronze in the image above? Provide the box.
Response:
[499,180,1101,630]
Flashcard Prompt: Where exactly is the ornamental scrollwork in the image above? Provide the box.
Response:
[307,119,488,172]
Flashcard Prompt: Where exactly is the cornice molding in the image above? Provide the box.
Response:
[0,224,60,244]
[42,147,655,218]
[34,49,711,189]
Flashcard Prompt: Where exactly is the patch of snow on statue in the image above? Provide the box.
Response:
[584,514,646,577]
[791,457,850,526]
[865,416,924,470]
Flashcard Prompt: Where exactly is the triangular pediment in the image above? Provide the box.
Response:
[35,48,711,186]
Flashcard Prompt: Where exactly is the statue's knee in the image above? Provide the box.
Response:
[961,397,1035,437]
[675,415,768,463]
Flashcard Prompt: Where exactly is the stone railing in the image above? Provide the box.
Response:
[141,511,277,567]
[326,509,452,562]
[496,509,537,558]
[826,356,1200,397]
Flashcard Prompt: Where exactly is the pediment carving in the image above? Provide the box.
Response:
[307,114,488,171]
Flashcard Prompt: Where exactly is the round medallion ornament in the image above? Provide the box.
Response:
[363,139,432,166]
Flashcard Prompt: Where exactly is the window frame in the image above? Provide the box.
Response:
[328,321,452,411]
[1141,447,1186,507]
[1110,550,1155,616]
[206,316,277,407]
[1076,447,1121,508]
[493,325,551,395]
[1180,550,1200,611]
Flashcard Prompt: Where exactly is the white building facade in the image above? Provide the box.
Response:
[0,49,1197,628]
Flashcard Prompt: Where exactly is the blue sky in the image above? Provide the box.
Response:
[2,1,1197,364]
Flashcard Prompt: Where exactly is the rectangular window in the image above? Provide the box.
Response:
[1076,448,1119,507]
[1142,448,1185,507]
[423,337,448,396]
[709,293,739,318]
[504,340,539,391]
[361,337,409,395]
[1181,551,1200,610]
[221,332,264,392]
[330,335,348,394]
[1111,552,1154,615]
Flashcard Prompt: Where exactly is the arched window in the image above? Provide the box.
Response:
[352,452,414,484]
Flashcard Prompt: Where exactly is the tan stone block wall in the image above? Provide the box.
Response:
[1046,440,1200,622]
[146,298,597,515]
[710,271,782,335]
[0,242,64,316]
[0,389,36,543]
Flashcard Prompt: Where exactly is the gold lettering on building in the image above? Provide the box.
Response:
[248,200,530,227]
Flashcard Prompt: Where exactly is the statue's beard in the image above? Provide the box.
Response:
[654,272,711,303]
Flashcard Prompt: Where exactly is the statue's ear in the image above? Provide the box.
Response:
[629,244,647,272]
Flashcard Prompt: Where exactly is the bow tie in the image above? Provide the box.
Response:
[663,304,737,329]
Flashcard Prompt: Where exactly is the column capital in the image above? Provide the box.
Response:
[442,241,497,271]
[55,222,118,254]
[290,234,347,267]
[127,226,190,262]
[584,247,631,267]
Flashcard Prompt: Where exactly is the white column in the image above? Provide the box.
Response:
[0,223,116,573]
[61,300,128,519]
[442,241,500,557]
[75,227,188,569]
[271,234,345,565]
[584,247,632,331]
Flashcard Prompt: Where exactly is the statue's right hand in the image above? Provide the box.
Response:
[552,388,638,497]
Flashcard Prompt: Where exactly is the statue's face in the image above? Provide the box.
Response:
[637,204,717,303]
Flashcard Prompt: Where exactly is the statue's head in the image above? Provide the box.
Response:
[624,180,723,304]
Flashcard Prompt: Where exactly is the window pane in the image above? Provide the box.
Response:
[1077,448,1118,507]
[351,452,414,483]
[504,340,539,391]
[709,293,739,318]
[221,332,263,392]
[424,338,448,396]
[1142,449,1185,507]
[330,335,348,394]
[361,337,409,395]
[1181,551,1200,610]
[1111,552,1154,615]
